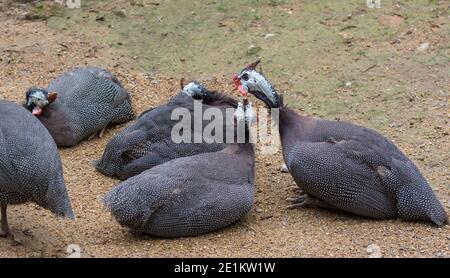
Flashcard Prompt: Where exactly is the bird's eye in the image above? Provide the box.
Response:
[241,73,249,81]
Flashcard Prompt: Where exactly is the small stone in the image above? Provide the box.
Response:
[22,229,33,237]
[247,44,261,55]
[30,252,42,258]
[11,238,22,246]
[260,215,273,220]
[367,244,382,258]
[280,163,289,173]
[114,10,127,18]
[417,42,430,52]
[389,122,398,128]
[264,33,275,40]
[338,32,353,44]
[256,208,263,213]
[345,81,352,88]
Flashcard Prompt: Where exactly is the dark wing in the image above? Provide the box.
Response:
[377,158,448,226]
[285,139,398,219]
[48,68,129,108]
[96,93,231,178]
[45,68,134,146]
[104,151,254,237]
[284,117,447,225]
[95,102,174,177]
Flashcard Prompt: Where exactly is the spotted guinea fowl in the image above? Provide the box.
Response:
[95,81,238,180]
[232,59,448,226]
[24,67,135,147]
[0,101,74,238]
[104,101,255,237]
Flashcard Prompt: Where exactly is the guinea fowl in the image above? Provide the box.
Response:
[24,67,135,147]
[103,101,255,237]
[95,81,238,180]
[0,101,74,238]
[233,59,448,226]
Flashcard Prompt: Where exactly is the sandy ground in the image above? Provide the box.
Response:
[0,1,449,258]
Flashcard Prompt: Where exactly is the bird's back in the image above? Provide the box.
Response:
[280,110,407,165]
[48,67,124,105]
[43,67,134,146]
[104,144,254,237]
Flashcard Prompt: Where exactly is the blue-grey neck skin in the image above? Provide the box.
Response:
[238,70,280,108]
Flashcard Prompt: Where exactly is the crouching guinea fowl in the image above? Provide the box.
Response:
[103,101,255,237]
[24,67,135,147]
[0,101,74,238]
[95,81,238,180]
[233,59,448,226]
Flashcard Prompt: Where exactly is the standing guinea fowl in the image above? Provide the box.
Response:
[103,101,255,237]
[95,81,238,180]
[0,101,74,238]
[232,59,448,226]
[24,67,135,147]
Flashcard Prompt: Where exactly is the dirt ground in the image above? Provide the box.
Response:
[0,0,448,258]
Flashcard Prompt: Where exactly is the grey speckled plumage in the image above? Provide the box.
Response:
[234,64,448,226]
[104,142,254,237]
[0,101,74,237]
[103,102,255,237]
[95,83,237,180]
[26,67,135,147]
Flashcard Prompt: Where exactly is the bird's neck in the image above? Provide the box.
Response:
[225,143,254,160]
[278,107,309,154]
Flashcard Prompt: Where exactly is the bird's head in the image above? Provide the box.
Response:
[181,80,210,100]
[25,87,57,116]
[232,58,280,108]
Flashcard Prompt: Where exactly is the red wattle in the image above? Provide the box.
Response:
[32,106,43,116]
[232,74,248,96]
[237,85,248,97]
